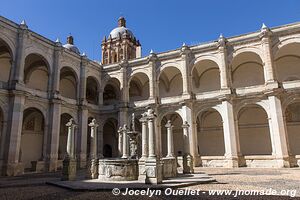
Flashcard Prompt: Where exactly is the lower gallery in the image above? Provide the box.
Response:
[0,16,299,176]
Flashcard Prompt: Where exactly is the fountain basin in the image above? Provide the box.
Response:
[98,158,138,181]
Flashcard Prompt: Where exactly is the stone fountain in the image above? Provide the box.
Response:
[98,114,140,181]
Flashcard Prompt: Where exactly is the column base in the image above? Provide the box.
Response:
[138,158,146,181]
[224,157,239,168]
[162,157,177,178]
[274,157,290,168]
[46,159,58,172]
[3,162,24,176]
[62,158,77,181]
[183,154,194,174]
[193,155,202,167]
[145,157,163,184]
[86,159,98,179]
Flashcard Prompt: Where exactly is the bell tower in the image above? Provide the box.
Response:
[101,17,141,65]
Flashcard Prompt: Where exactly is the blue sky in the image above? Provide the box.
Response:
[1,0,300,61]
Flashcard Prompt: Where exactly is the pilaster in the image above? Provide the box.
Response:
[260,24,276,84]
[46,99,61,172]
[221,100,239,167]
[268,95,290,167]
[4,91,25,176]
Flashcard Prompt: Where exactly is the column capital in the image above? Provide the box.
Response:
[146,107,157,120]
[165,120,174,129]
[66,118,78,128]
[88,118,99,128]
[182,121,190,128]
[139,112,148,123]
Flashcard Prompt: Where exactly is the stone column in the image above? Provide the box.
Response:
[268,95,290,167]
[121,125,129,159]
[222,100,239,167]
[138,112,148,181]
[181,103,197,162]
[147,110,156,158]
[87,119,98,179]
[140,113,148,159]
[182,121,194,174]
[4,92,25,176]
[117,127,123,157]
[145,108,162,184]
[165,120,174,158]
[62,118,77,181]
[77,107,88,168]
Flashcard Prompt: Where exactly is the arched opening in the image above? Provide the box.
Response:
[238,104,272,155]
[159,67,183,98]
[192,60,220,93]
[60,67,78,99]
[161,113,183,157]
[103,78,120,105]
[24,54,49,92]
[103,118,118,157]
[274,43,300,82]
[21,108,44,171]
[232,52,265,88]
[285,102,300,156]
[0,39,13,83]
[129,73,149,101]
[58,113,73,160]
[197,109,225,156]
[86,77,99,104]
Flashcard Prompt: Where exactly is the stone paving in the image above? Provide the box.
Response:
[0,168,299,199]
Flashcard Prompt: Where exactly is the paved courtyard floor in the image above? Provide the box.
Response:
[0,167,299,199]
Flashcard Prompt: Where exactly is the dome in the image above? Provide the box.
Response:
[63,43,80,54]
[109,26,134,39]
[63,35,80,54]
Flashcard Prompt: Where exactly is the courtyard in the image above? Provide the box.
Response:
[0,167,299,199]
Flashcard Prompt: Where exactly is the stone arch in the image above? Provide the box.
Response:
[0,34,15,58]
[237,104,272,155]
[0,38,14,83]
[128,72,149,101]
[60,66,78,99]
[274,42,300,82]
[86,76,99,104]
[191,59,221,93]
[231,51,265,88]
[197,108,225,156]
[103,78,121,105]
[24,102,47,121]
[160,112,184,157]
[284,102,300,157]
[158,66,183,98]
[159,62,182,75]
[103,118,118,158]
[272,37,300,56]
[21,107,45,170]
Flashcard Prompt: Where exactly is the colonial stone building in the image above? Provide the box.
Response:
[0,15,299,176]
